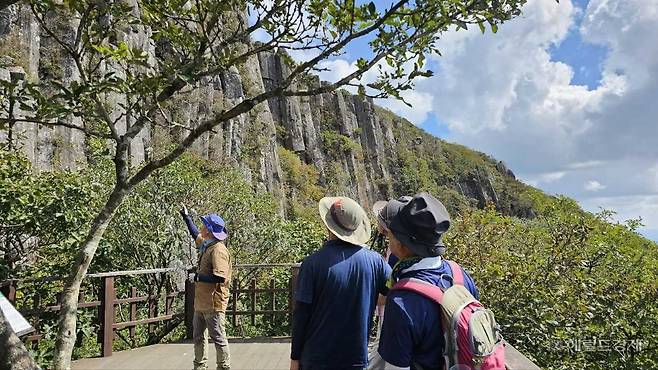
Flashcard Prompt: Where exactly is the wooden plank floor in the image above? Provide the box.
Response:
[71,338,291,370]
[71,338,540,370]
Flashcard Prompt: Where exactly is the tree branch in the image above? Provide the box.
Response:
[30,4,77,58]
[213,0,297,54]
[281,0,410,88]
[31,3,122,142]
[126,0,466,190]
[0,117,112,139]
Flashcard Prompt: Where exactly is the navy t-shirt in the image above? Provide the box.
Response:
[294,239,392,368]
[378,260,480,369]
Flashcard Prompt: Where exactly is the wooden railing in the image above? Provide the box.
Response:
[1,263,540,369]
[0,263,300,357]
[227,264,301,329]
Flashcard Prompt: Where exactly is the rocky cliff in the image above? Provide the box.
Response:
[0,3,533,217]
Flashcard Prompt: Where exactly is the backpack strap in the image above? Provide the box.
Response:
[391,278,444,305]
[446,260,464,286]
[392,278,452,370]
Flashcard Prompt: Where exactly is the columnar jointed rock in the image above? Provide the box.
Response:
[0,3,529,217]
[236,52,286,211]
[258,50,306,152]
[353,97,392,199]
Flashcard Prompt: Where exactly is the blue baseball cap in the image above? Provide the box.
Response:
[200,214,228,241]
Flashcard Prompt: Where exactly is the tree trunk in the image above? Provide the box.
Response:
[51,186,128,370]
[0,309,39,370]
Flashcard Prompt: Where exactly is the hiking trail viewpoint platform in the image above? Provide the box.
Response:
[3,265,540,370]
[70,338,541,370]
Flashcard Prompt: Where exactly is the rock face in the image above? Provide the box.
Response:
[0,4,525,216]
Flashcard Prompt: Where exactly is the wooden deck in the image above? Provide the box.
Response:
[6,266,540,370]
[71,338,292,370]
[71,338,541,370]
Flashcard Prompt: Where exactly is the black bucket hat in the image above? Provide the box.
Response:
[387,192,451,257]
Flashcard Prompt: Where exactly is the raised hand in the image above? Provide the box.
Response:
[179,204,189,217]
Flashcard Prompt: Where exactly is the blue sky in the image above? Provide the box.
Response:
[274,0,658,242]
[548,0,608,90]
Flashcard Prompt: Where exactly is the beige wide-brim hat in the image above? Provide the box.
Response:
[319,196,371,246]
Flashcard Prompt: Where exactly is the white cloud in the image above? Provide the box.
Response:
[567,160,605,170]
[413,0,633,177]
[315,57,435,125]
[375,90,434,124]
[584,180,606,192]
[542,171,567,183]
[269,0,658,239]
[522,171,567,187]
[580,195,658,236]
[316,59,358,85]
[393,0,658,238]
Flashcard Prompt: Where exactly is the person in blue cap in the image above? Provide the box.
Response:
[180,206,231,370]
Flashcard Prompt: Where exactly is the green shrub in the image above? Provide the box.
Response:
[1,149,328,363]
[323,160,350,195]
[0,150,100,279]
[277,147,323,208]
[320,130,361,158]
[445,200,658,370]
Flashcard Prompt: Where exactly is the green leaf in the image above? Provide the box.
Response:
[478,21,486,34]
[368,1,376,15]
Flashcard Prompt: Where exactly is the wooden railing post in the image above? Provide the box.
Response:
[184,279,195,340]
[269,279,275,322]
[288,265,300,334]
[129,287,137,346]
[231,280,238,327]
[99,276,115,357]
[165,294,174,317]
[250,279,257,326]
[148,297,156,336]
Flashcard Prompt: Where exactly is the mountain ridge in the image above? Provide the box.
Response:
[0,3,573,220]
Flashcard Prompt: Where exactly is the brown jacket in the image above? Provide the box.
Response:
[194,237,232,312]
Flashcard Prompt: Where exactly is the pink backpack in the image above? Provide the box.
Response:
[391,260,505,370]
